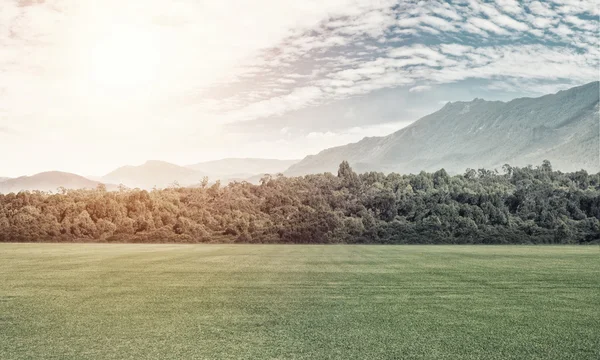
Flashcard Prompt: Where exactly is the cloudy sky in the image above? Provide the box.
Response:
[0,0,598,176]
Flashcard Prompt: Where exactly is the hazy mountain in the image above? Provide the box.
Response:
[0,171,106,194]
[0,177,9,183]
[99,158,299,189]
[286,82,600,176]
[102,160,205,189]
[187,158,299,179]
[84,175,104,182]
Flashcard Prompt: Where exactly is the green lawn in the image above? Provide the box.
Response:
[0,244,598,359]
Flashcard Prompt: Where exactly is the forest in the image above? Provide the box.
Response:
[0,161,598,244]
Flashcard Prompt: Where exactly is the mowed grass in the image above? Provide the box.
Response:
[0,245,598,359]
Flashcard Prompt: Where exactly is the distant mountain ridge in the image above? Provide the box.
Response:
[286,81,600,176]
[187,158,299,179]
[2,81,597,194]
[101,158,300,190]
[0,171,109,194]
[102,160,203,189]
[0,158,299,193]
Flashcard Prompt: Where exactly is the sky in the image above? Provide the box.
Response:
[0,0,598,177]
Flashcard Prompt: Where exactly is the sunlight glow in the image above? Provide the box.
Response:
[87,25,162,92]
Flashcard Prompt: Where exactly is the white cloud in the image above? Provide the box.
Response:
[431,6,463,21]
[388,44,445,60]
[440,44,473,56]
[409,85,432,93]
[492,13,529,31]
[468,17,510,35]
[494,0,523,14]
[462,23,490,36]
[528,1,556,17]
[550,23,574,37]
[398,15,457,32]
[219,86,324,123]
[530,16,556,28]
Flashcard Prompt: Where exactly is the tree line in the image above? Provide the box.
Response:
[0,161,598,244]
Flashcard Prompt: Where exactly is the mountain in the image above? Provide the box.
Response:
[0,177,9,183]
[0,171,106,194]
[286,81,600,176]
[99,158,299,189]
[187,158,299,179]
[102,160,204,189]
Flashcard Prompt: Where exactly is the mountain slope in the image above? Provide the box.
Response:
[187,158,299,178]
[0,172,105,193]
[286,81,600,175]
[102,160,204,189]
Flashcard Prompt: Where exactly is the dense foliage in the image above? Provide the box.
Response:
[1,161,598,244]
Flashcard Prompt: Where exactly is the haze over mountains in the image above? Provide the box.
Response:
[100,158,300,189]
[101,160,202,189]
[0,172,109,194]
[287,81,600,176]
[0,159,298,194]
[187,158,299,180]
[1,83,598,194]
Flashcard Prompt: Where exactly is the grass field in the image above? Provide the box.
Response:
[0,244,598,359]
